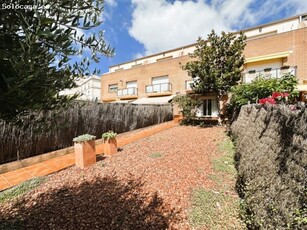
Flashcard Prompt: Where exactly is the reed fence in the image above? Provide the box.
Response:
[0,102,173,164]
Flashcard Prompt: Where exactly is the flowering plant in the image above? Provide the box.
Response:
[259,92,289,105]
[272,92,289,100]
[259,97,276,104]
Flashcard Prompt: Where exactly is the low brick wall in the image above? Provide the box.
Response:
[231,104,307,229]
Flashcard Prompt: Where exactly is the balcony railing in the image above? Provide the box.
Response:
[242,66,297,83]
[145,83,172,93]
[117,87,138,97]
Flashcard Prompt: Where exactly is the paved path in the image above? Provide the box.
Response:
[0,122,177,191]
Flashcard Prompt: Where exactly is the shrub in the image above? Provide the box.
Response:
[228,73,298,112]
[172,94,201,124]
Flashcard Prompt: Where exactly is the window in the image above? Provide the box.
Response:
[152,76,169,92]
[126,81,137,95]
[146,76,171,93]
[108,84,118,93]
[196,99,218,117]
[126,81,137,89]
[118,81,137,96]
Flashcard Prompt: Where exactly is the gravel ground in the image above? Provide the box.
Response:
[0,125,226,229]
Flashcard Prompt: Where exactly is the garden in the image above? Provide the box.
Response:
[1,2,306,228]
[0,125,244,229]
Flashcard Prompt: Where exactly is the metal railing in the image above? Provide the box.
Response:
[242,66,297,83]
[145,83,172,93]
[117,87,138,97]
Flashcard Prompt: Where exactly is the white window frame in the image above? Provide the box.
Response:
[108,84,118,93]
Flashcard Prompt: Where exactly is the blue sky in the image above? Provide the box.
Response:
[84,0,307,74]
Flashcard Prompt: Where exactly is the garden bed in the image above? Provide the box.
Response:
[0,125,243,229]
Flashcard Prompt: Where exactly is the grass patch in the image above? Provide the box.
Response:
[190,188,243,230]
[189,136,245,229]
[213,138,236,174]
[0,176,46,204]
[148,152,163,158]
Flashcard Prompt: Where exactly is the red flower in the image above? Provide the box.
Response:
[266,98,276,104]
[284,92,289,97]
[259,97,276,104]
[272,92,284,99]
[259,98,267,104]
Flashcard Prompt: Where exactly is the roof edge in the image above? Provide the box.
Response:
[109,12,307,69]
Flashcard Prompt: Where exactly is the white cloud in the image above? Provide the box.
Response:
[129,0,307,56]
[129,0,229,55]
[105,0,117,7]
[133,52,144,59]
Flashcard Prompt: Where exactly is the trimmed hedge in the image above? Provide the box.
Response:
[0,102,172,164]
[231,104,307,229]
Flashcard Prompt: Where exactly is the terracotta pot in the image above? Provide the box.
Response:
[74,140,96,169]
[104,138,117,156]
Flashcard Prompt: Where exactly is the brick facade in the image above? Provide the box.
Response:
[244,28,307,84]
[101,55,192,101]
[101,13,307,116]
[102,27,307,103]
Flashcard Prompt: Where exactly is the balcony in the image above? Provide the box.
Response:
[145,83,172,96]
[117,87,138,99]
[242,66,297,83]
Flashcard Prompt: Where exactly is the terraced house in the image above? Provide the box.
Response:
[101,13,307,119]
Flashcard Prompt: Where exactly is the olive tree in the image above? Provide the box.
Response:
[0,0,114,123]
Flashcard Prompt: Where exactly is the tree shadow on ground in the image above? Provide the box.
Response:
[0,173,179,229]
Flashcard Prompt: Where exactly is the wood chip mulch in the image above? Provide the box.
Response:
[0,125,226,230]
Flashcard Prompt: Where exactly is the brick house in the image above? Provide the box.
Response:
[101,13,307,119]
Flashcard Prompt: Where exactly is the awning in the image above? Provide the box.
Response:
[131,95,174,105]
[245,51,292,64]
[297,85,307,91]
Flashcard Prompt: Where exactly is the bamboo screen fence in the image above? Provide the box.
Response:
[0,102,173,164]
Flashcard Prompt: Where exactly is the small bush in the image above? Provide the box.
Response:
[102,131,117,140]
[73,134,96,143]
[228,73,298,113]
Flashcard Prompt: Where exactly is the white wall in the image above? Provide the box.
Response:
[59,76,101,101]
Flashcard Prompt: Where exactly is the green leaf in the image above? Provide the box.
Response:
[41,18,55,25]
